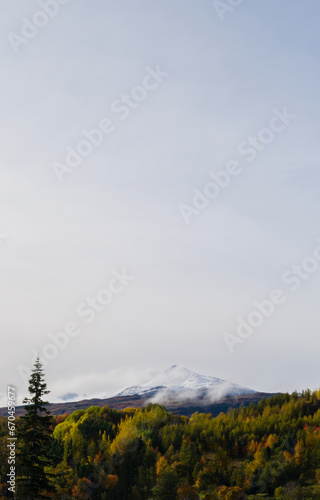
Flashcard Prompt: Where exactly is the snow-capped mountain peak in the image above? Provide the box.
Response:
[116,365,256,402]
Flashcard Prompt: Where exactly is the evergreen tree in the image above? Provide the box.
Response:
[17,356,55,499]
[153,469,179,500]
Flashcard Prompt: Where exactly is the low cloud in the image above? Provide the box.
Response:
[149,380,254,405]
[48,366,157,404]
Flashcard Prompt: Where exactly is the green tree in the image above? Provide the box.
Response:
[154,469,179,500]
[17,356,55,499]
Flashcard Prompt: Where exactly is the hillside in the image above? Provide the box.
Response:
[0,390,275,418]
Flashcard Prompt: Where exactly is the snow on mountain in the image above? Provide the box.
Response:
[116,365,256,403]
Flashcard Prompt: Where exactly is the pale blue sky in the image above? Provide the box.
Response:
[1,1,320,406]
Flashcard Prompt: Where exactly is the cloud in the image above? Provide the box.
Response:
[149,381,253,405]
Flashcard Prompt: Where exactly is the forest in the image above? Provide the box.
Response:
[1,389,320,499]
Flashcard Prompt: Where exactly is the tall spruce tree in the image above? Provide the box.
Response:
[17,356,55,499]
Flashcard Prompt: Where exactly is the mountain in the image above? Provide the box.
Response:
[0,366,274,419]
[0,365,275,417]
[59,392,80,401]
[116,365,256,403]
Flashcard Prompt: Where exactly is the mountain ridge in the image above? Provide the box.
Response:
[0,391,276,418]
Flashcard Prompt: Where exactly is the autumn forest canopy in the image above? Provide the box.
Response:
[1,388,320,499]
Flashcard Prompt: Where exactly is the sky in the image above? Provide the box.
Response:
[1,0,320,407]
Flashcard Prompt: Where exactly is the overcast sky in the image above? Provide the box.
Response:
[1,1,320,407]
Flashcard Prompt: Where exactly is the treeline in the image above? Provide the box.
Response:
[1,389,320,499]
